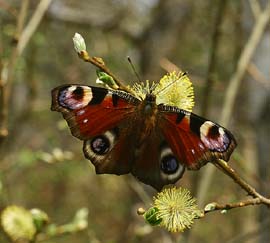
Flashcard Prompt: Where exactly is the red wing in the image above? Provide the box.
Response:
[83,125,136,175]
[131,131,185,191]
[51,85,140,140]
[158,105,237,170]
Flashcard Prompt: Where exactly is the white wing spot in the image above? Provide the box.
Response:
[77,110,85,115]
[200,121,228,152]
[59,86,93,110]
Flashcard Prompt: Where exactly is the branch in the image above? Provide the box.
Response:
[204,197,265,214]
[77,50,134,94]
[17,0,53,55]
[0,0,29,139]
[201,0,228,117]
[214,159,270,203]
[220,1,270,126]
[249,0,261,19]
[201,159,270,215]
[196,1,270,206]
[0,0,52,141]
[247,62,270,89]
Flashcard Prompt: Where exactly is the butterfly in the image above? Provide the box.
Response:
[51,73,236,191]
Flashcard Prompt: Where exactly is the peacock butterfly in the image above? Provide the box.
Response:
[51,72,236,191]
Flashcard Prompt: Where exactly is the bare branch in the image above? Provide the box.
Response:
[204,197,265,214]
[196,1,270,206]
[221,1,270,126]
[247,62,270,89]
[77,50,134,94]
[214,159,270,203]
[203,159,270,215]
[17,0,53,55]
[0,0,30,139]
[0,0,52,141]
[249,0,261,19]
[202,0,228,117]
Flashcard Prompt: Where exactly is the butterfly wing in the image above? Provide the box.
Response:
[131,130,185,191]
[51,85,140,140]
[158,104,237,170]
[83,125,137,175]
[51,85,236,191]
[51,85,140,174]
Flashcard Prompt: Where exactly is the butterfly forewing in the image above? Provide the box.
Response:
[158,104,237,170]
[51,85,140,140]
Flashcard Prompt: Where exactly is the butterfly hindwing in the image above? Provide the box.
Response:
[131,130,185,191]
[51,85,140,140]
[83,125,136,175]
[158,104,237,170]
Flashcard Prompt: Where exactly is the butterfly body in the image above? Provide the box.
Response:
[51,84,236,190]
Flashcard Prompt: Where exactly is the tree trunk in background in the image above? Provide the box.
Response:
[247,33,270,243]
[243,1,270,242]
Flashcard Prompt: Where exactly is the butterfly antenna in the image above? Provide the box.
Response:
[150,82,159,93]
[155,72,187,95]
[127,56,142,83]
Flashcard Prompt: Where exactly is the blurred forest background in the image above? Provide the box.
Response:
[0,0,269,243]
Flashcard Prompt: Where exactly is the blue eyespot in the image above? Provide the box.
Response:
[160,155,179,174]
[91,135,110,155]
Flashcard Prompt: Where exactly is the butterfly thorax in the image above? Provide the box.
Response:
[136,93,158,145]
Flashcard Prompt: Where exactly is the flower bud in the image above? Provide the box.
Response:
[73,33,86,53]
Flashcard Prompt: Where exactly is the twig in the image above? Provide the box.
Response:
[0,0,52,141]
[14,0,29,42]
[249,0,261,19]
[0,0,29,139]
[159,57,180,73]
[247,62,270,89]
[17,0,53,55]
[202,160,270,215]
[196,1,270,206]
[201,0,228,117]
[220,1,270,126]
[78,50,134,94]
[204,197,266,214]
[213,159,270,204]
[127,178,152,205]
[200,159,270,217]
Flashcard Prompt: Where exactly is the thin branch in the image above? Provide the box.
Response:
[247,62,270,89]
[14,0,29,42]
[17,0,53,55]
[204,197,266,214]
[78,50,134,94]
[202,160,270,215]
[127,178,152,205]
[0,0,29,139]
[201,0,228,117]
[0,0,52,141]
[220,1,270,126]
[249,0,261,19]
[196,1,270,206]
[159,57,180,73]
[214,159,270,204]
